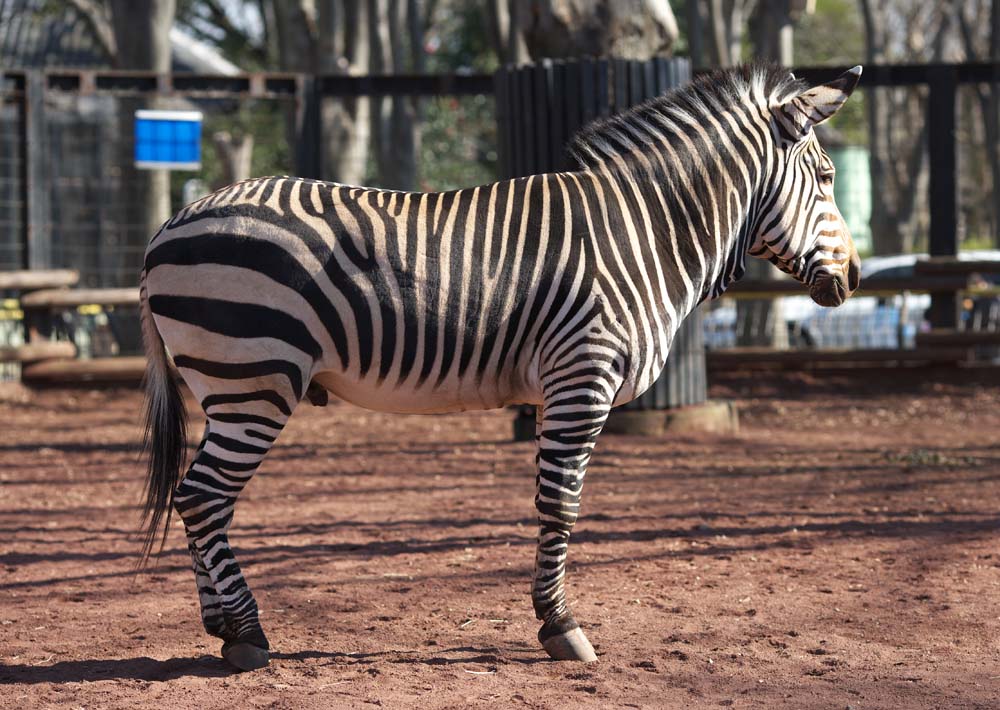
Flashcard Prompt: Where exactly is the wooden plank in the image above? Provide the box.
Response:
[595,58,610,118]
[549,60,567,171]
[612,58,628,114]
[21,356,148,384]
[494,69,511,178]
[508,66,523,178]
[21,287,139,308]
[642,59,656,100]
[0,340,75,363]
[580,58,597,125]
[518,66,535,175]
[914,259,1000,275]
[534,61,552,172]
[915,330,1000,347]
[655,56,669,94]
[0,269,78,290]
[562,60,582,168]
[706,347,970,369]
[725,274,972,297]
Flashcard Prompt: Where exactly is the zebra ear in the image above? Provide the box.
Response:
[776,65,862,141]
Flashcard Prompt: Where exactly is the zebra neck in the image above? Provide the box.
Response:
[595,156,760,321]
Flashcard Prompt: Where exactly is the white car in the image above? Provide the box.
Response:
[702,251,1000,350]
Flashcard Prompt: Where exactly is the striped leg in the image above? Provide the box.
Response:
[532,379,615,662]
[188,539,229,638]
[174,410,287,671]
[182,428,230,639]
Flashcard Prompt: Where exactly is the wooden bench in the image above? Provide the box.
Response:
[706,346,971,370]
[0,271,145,384]
[915,329,1000,348]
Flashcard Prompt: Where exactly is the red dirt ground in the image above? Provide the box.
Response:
[2,367,1000,709]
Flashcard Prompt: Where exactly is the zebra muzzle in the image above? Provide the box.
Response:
[809,271,851,308]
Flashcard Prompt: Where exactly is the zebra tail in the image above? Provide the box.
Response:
[138,269,188,567]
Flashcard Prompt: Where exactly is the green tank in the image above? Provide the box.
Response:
[828,146,872,254]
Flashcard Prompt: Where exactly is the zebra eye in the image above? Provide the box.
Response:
[819,170,835,186]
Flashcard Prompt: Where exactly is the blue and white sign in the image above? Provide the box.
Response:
[134,109,203,170]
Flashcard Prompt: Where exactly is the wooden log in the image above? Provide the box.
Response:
[20,287,140,309]
[914,259,1000,276]
[21,356,148,384]
[0,269,78,291]
[915,329,1000,347]
[705,347,971,369]
[725,275,972,298]
[0,341,76,363]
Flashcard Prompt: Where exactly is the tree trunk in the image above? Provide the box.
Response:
[211,131,254,189]
[990,0,1000,245]
[736,0,789,348]
[516,0,679,60]
[487,0,528,65]
[370,0,422,189]
[320,0,371,186]
[107,0,175,286]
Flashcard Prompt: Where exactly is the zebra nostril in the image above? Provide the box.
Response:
[847,250,861,292]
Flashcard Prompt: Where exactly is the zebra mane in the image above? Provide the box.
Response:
[567,62,808,171]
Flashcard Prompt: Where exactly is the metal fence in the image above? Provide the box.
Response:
[0,70,496,371]
[3,61,1000,376]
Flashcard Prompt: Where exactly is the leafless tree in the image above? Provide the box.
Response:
[860,0,955,255]
[66,0,175,283]
[369,0,438,189]
[515,0,679,60]
[487,0,528,65]
[954,0,1000,247]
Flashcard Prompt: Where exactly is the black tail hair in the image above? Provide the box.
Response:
[138,272,188,567]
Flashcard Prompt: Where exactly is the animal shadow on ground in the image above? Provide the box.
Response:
[0,645,550,685]
[272,644,549,668]
[0,655,234,684]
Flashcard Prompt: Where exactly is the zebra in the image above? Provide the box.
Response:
[139,63,863,670]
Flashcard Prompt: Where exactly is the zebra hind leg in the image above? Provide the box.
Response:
[532,381,615,662]
[174,401,292,671]
[176,427,231,640]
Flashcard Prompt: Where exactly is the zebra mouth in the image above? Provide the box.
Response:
[809,272,849,307]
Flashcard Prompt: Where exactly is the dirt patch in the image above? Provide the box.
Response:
[2,368,1000,708]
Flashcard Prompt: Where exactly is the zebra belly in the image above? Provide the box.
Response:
[310,369,535,414]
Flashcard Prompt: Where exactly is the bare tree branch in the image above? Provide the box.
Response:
[66,0,117,59]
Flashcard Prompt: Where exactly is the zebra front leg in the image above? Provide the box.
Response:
[174,414,286,671]
[532,386,614,662]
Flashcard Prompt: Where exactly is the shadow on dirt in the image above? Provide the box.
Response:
[272,644,549,667]
[0,655,235,684]
[0,645,554,686]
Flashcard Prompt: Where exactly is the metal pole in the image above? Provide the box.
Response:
[927,64,959,329]
[295,75,322,179]
[24,71,51,271]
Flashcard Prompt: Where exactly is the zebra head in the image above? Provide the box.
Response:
[753,66,863,307]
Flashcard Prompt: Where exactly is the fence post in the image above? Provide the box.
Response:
[926,64,959,329]
[295,74,322,179]
[24,71,50,270]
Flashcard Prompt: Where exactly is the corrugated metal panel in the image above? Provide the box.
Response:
[498,57,706,411]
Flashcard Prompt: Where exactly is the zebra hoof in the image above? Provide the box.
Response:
[221,640,270,671]
[541,627,598,662]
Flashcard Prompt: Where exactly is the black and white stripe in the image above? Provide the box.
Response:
[139,63,862,667]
